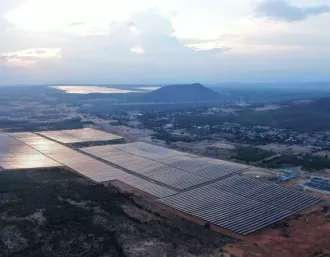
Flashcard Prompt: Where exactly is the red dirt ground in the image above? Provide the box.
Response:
[227,198,330,257]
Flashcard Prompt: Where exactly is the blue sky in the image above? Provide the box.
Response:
[0,0,329,85]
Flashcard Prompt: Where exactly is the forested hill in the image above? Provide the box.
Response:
[139,83,223,103]
[253,97,330,132]
[175,97,330,133]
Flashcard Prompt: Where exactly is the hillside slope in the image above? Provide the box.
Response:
[231,97,330,132]
[173,97,330,133]
[140,83,222,103]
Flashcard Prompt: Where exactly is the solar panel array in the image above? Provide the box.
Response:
[159,175,321,235]
[7,133,175,198]
[115,142,247,173]
[1,132,323,233]
[38,128,123,144]
[82,143,247,190]
[0,133,61,169]
[304,181,330,193]
[116,173,177,198]
[115,142,190,160]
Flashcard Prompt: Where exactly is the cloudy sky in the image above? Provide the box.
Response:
[0,0,329,85]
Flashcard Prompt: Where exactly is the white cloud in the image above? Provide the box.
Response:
[4,0,157,35]
[1,48,61,67]
[0,0,330,84]
[257,0,330,21]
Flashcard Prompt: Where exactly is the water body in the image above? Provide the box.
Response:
[51,86,160,94]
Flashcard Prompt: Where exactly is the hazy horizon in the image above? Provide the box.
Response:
[2,81,330,88]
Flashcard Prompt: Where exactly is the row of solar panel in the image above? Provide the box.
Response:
[304,181,330,192]
[83,148,198,189]
[209,176,320,212]
[82,143,247,190]
[118,173,177,198]
[0,133,62,169]
[5,132,176,198]
[38,128,123,144]
[158,176,321,235]
[113,142,247,169]
[116,142,189,159]
[115,143,248,179]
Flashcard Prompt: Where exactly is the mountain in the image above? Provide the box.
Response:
[140,83,222,103]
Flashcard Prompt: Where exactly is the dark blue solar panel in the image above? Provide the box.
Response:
[304,181,330,192]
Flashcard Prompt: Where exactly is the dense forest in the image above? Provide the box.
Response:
[175,97,330,133]
[260,154,330,171]
[230,147,275,163]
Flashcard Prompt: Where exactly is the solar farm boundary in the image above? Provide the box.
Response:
[35,132,179,193]
[4,133,322,235]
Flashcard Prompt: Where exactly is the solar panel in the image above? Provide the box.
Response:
[38,128,123,144]
[81,143,246,190]
[304,181,330,193]
[6,133,174,198]
[118,174,177,198]
[0,133,62,170]
[210,176,321,212]
[158,176,321,235]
